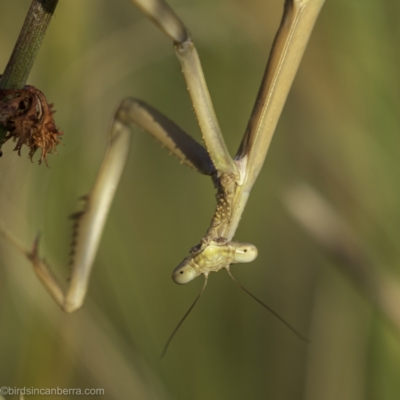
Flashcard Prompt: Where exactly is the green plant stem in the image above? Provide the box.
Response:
[0,0,59,150]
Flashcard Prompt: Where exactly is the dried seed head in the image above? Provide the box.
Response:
[0,85,63,166]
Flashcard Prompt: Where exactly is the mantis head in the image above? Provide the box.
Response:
[172,241,258,284]
[164,240,305,358]
[172,256,200,284]
[231,242,258,263]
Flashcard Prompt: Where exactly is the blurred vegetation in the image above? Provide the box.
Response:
[1,0,400,399]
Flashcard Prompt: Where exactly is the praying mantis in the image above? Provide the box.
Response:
[1,0,324,353]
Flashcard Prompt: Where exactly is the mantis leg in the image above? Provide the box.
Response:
[117,98,215,175]
[130,0,238,177]
[129,0,325,243]
[1,98,214,313]
[237,0,325,188]
[224,0,325,241]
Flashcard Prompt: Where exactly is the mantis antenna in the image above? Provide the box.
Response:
[0,0,324,351]
[162,267,307,358]
[226,268,309,342]
[161,275,208,359]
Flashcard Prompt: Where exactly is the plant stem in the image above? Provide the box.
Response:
[0,0,59,150]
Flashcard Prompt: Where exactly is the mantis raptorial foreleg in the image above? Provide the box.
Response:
[1,98,215,313]
[1,0,324,349]
[130,0,238,176]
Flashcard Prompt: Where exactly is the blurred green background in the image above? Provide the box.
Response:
[1,0,400,399]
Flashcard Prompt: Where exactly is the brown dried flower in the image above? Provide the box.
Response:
[0,85,63,166]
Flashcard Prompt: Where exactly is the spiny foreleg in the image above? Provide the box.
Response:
[0,98,214,312]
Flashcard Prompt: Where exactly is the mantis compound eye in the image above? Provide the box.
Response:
[233,243,258,263]
[172,261,198,284]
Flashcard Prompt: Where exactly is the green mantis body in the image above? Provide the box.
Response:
[1,0,324,346]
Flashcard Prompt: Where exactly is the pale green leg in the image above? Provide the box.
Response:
[0,98,215,312]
